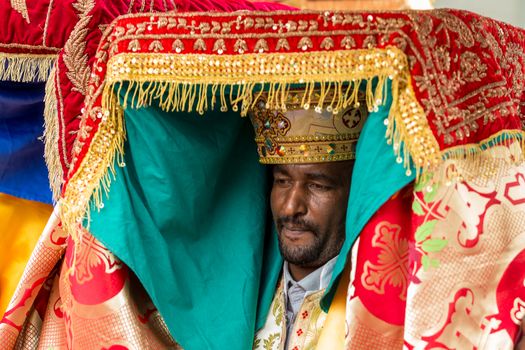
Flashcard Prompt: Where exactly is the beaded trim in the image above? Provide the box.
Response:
[103,47,440,170]
[60,10,525,238]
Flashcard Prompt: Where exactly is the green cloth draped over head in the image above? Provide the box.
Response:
[87,83,281,349]
[86,81,413,349]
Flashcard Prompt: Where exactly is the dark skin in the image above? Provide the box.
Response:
[270,161,354,281]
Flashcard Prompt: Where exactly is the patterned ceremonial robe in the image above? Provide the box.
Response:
[253,278,327,350]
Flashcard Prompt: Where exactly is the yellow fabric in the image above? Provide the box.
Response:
[316,261,351,349]
[0,193,53,313]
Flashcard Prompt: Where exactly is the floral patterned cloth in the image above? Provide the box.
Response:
[0,207,180,348]
[347,147,525,348]
[254,279,327,350]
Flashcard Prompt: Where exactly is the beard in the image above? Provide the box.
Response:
[276,216,327,267]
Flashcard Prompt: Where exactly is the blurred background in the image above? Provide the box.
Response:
[435,0,525,28]
[273,0,525,28]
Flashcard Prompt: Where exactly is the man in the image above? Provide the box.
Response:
[251,90,367,349]
[271,161,353,349]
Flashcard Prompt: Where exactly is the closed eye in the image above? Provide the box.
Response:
[308,182,331,191]
[274,178,291,186]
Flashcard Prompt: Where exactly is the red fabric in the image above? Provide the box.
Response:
[66,10,525,191]
[350,182,525,347]
[54,0,293,186]
[0,0,292,189]
[0,0,77,55]
[353,189,414,327]
[0,0,289,54]
[53,0,178,186]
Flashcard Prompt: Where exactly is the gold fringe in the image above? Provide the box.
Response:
[61,93,126,241]
[0,53,56,82]
[43,66,63,203]
[104,49,441,174]
[60,47,525,239]
[441,129,525,166]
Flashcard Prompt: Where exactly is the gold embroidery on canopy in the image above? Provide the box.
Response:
[43,0,55,46]
[63,0,96,95]
[9,0,29,23]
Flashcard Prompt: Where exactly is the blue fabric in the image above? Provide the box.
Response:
[322,86,416,309]
[0,81,52,204]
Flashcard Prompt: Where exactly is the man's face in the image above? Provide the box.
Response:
[270,161,353,269]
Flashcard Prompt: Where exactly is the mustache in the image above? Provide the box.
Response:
[276,216,319,235]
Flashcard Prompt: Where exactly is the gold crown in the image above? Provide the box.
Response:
[250,89,368,164]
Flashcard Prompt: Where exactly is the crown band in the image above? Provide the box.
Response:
[250,88,367,164]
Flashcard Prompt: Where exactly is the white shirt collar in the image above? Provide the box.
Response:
[283,255,338,299]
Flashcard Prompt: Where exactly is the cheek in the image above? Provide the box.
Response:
[309,197,333,223]
[311,196,347,229]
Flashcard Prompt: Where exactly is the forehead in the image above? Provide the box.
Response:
[273,162,352,178]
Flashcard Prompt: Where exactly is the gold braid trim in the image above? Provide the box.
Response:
[61,47,525,235]
[44,66,63,202]
[104,48,440,174]
[0,53,56,82]
[61,94,126,241]
[61,47,439,234]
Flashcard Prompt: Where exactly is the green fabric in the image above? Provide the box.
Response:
[86,80,416,345]
[321,87,416,310]
[87,97,279,349]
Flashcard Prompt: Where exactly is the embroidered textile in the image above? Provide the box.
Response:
[254,278,327,350]
[51,9,525,348]
[347,152,525,347]
[0,211,180,348]
[63,10,525,234]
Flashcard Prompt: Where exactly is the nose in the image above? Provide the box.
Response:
[280,184,307,218]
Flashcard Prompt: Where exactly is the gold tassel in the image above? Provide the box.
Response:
[61,90,126,245]
[43,66,63,203]
[0,54,56,82]
[61,47,525,250]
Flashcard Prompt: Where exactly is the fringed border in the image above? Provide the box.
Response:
[61,47,524,236]
[0,53,56,82]
[61,94,126,242]
[102,49,441,172]
[43,66,63,202]
[61,47,440,234]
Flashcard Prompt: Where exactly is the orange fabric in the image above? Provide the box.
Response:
[0,193,52,313]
